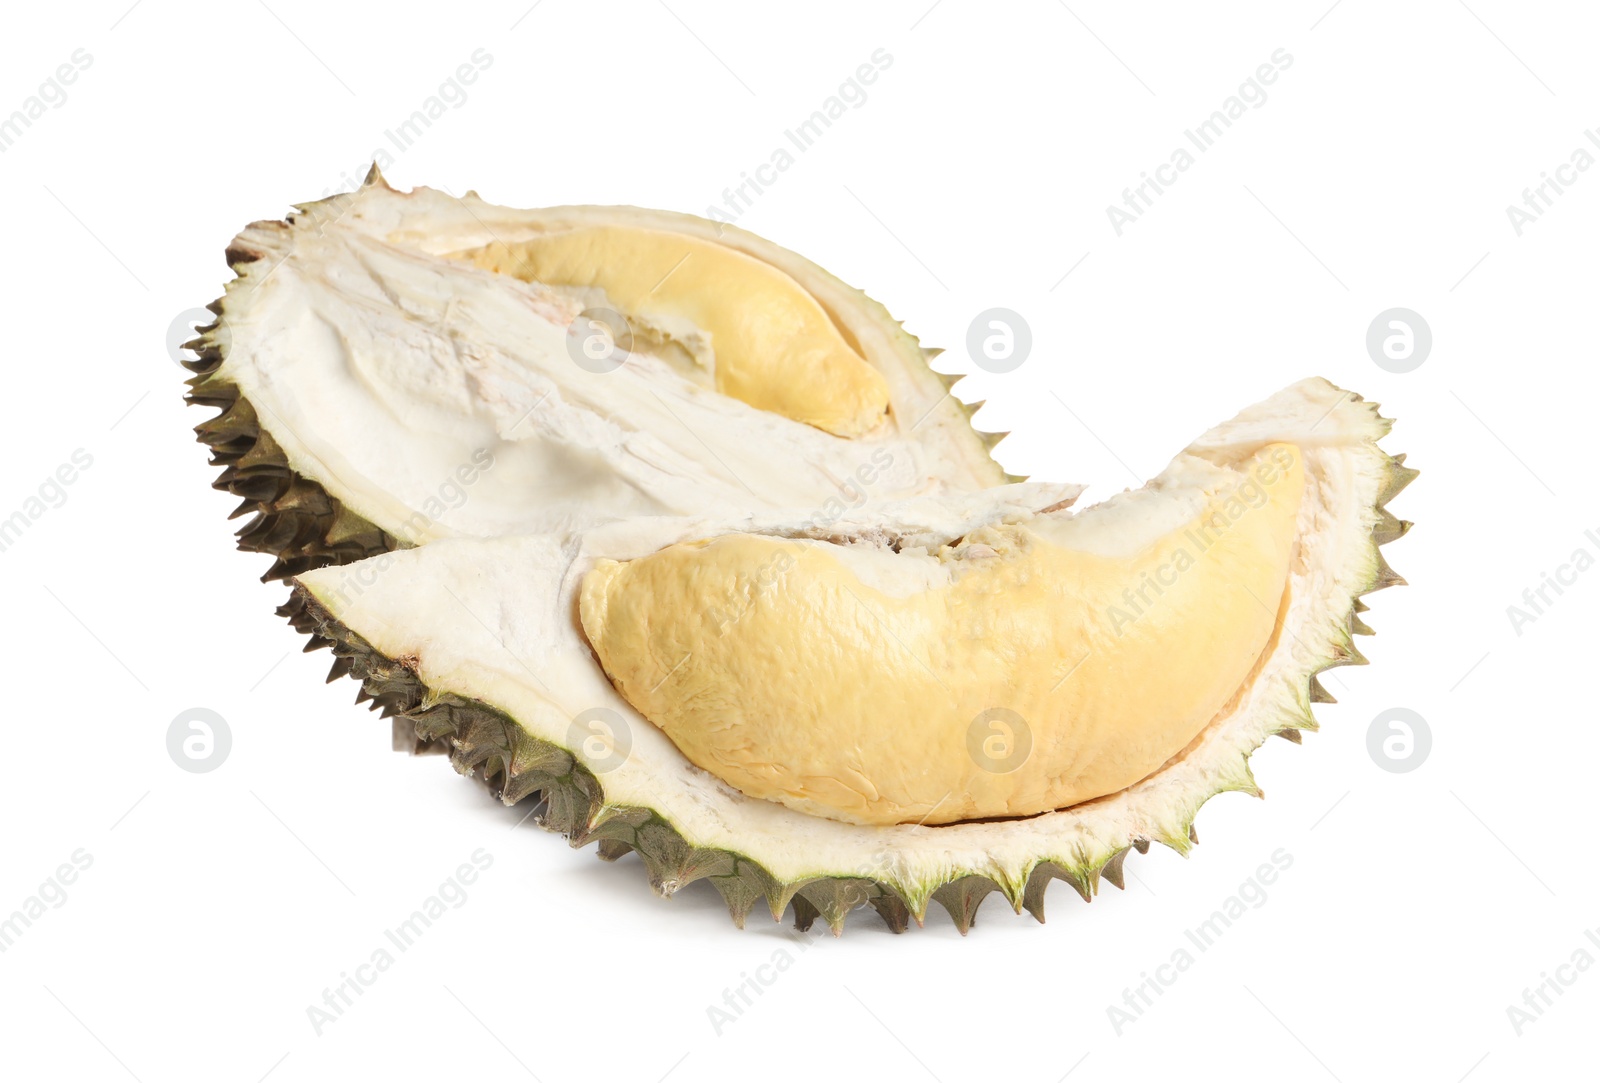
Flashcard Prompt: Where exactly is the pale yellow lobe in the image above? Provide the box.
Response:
[580,445,1306,826]
[451,226,891,437]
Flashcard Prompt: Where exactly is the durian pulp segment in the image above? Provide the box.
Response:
[579,444,1305,826]
[448,227,892,437]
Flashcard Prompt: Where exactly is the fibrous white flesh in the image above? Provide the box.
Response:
[206,174,1004,545]
[298,377,1400,915]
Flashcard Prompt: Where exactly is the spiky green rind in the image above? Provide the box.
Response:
[184,319,399,582]
[279,586,991,933]
[281,580,1197,933]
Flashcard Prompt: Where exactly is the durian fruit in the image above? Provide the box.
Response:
[187,172,1413,933]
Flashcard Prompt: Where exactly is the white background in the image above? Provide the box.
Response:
[0,1,1592,1080]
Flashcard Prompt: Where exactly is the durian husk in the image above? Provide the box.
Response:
[185,198,1414,935]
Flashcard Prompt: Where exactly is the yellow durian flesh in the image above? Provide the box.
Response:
[449,226,891,437]
[579,444,1306,826]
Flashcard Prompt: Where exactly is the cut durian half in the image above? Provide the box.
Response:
[283,377,1411,933]
[186,168,1009,580]
[185,172,1413,933]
